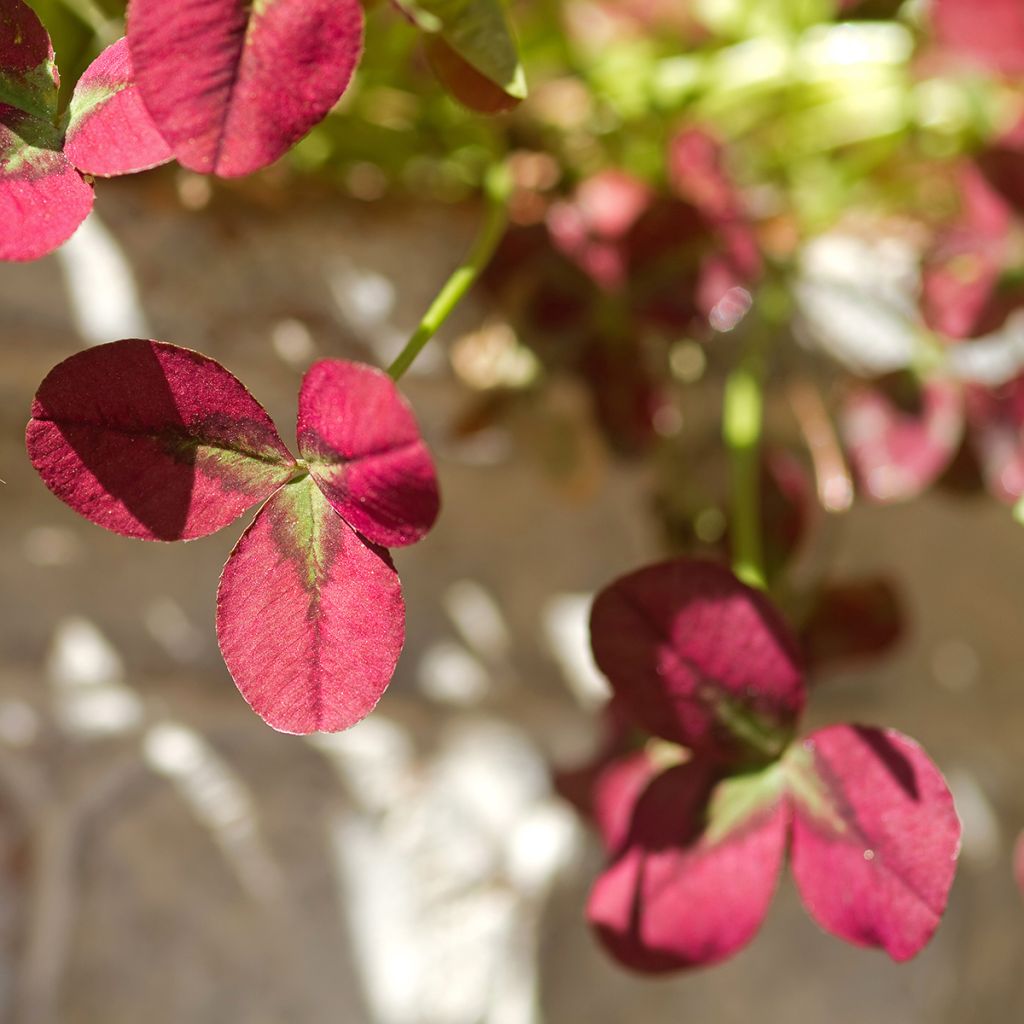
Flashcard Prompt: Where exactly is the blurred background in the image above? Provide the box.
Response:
[3,0,1024,1020]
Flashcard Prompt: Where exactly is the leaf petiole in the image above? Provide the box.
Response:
[387,161,511,381]
[723,340,766,590]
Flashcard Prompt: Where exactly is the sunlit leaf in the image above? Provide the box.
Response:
[216,475,405,734]
[298,359,440,548]
[27,339,296,540]
[127,0,364,177]
[65,38,173,177]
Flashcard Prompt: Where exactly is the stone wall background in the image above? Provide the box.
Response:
[0,176,1021,1022]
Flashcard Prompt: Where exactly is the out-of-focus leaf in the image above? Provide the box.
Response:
[932,0,1024,76]
[964,375,1024,503]
[801,579,904,673]
[396,0,526,104]
[922,165,1010,341]
[589,760,789,971]
[787,725,960,962]
[841,375,963,503]
[590,559,805,764]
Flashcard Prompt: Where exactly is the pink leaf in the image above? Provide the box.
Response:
[592,749,663,855]
[297,360,440,547]
[64,38,173,177]
[788,725,961,961]
[588,761,789,971]
[216,475,405,734]
[800,579,904,675]
[589,559,805,764]
[1,0,92,261]
[547,171,653,291]
[932,0,1024,76]
[127,0,363,177]
[841,376,963,502]
[0,132,93,260]
[26,339,296,540]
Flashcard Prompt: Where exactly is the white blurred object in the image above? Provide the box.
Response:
[46,617,143,737]
[947,309,1024,386]
[541,593,610,708]
[794,233,922,375]
[23,525,82,568]
[327,257,443,372]
[143,597,205,663]
[56,211,151,346]
[322,715,581,1024]
[418,641,492,705]
[946,767,1001,868]
[143,722,283,899]
[443,580,511,662]
[271,317,317,367]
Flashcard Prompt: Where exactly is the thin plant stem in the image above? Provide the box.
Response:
[388,162,511,381]
[723,341,766,590]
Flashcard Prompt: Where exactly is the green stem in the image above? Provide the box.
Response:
[388,163,512,381]
[723,343,766,590]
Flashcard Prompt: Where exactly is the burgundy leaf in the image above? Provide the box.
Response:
[297,359,440,547]
[127,0,363,177]
[64,38,173,177]
[668,129,746,227]
[668,129,761,322]
[932,0,1024,76]
[787,725,961,961]
[841,376,963,502]
[1,0,92,261]
[26,339,296,540]
[588,760,789,971]
[801,579,904,674]
[216,475,405,734]
[589,559,805,764]
[547,171,653,291]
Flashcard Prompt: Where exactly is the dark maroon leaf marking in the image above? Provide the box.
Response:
[26,339,295,540]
